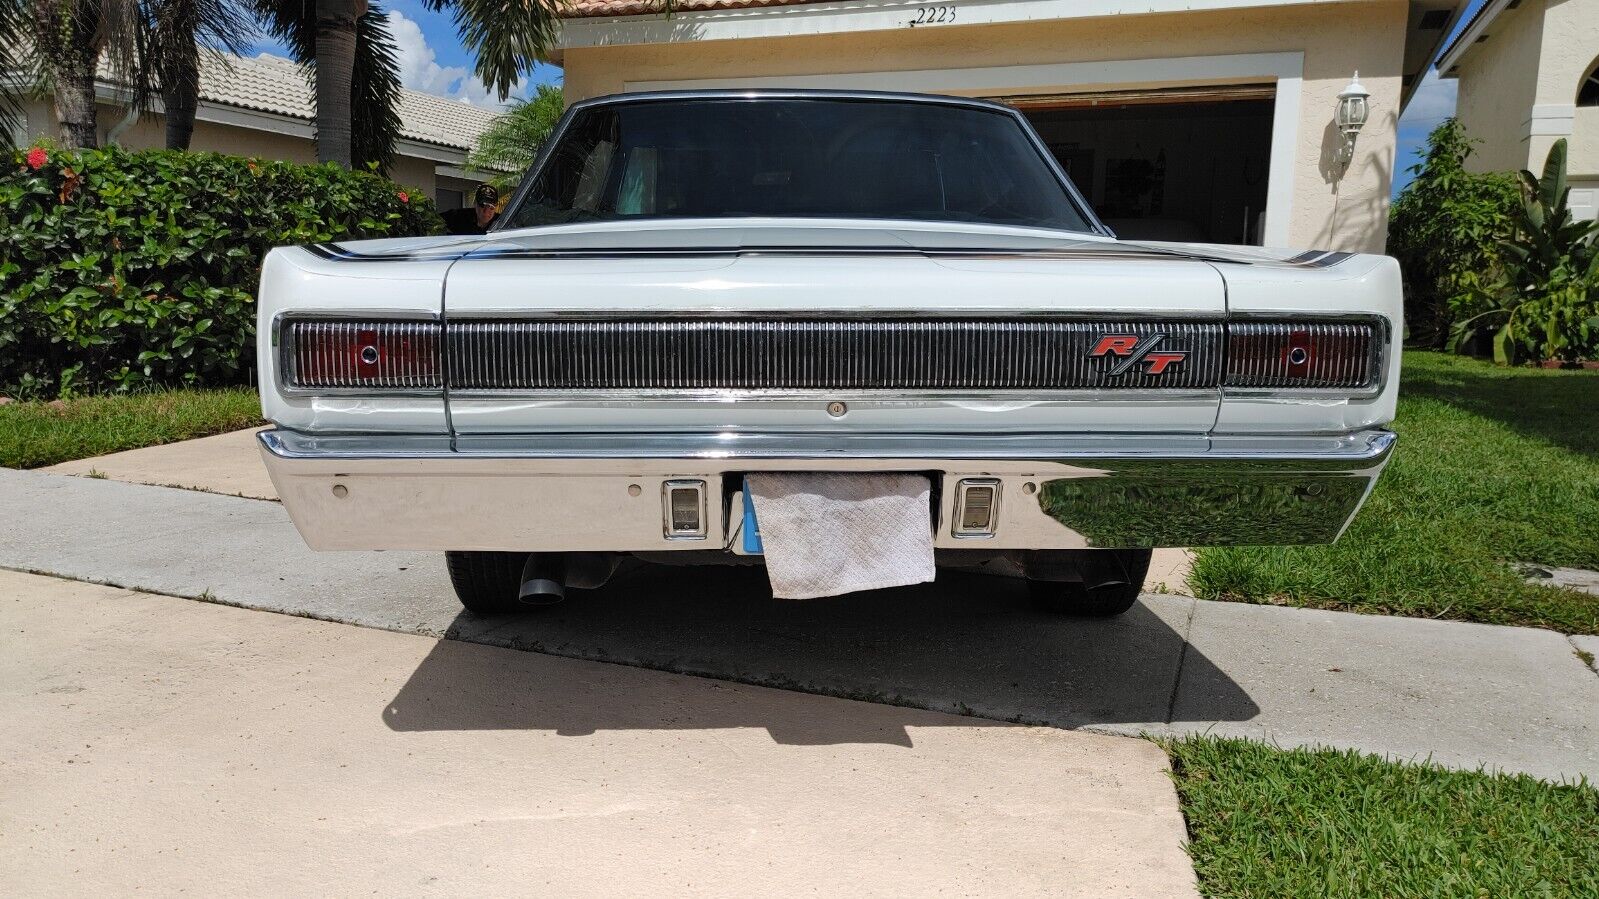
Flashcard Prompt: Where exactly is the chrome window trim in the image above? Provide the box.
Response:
[493,88,1110,239]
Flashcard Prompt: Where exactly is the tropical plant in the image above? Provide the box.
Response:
[466,82,562,193]
[1388,118,1519,348]
[253,0,562,170]
[1449,139,1599,363]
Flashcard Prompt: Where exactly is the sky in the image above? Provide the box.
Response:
[256,0,1486,196]
[252,0,562,109]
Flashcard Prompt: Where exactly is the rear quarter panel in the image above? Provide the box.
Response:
[1214,253,1402,434]
[256,247,451,433]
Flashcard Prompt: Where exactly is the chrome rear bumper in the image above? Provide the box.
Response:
[258,428,1395,552]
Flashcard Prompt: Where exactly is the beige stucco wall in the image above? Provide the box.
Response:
[1536,0,1599,175]
[1454,1,1545,172]
[1455,0,1599,176]
[15,100,441,196]
[560,0,1408,252]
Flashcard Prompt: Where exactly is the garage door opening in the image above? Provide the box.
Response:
[1008,87,1275,245]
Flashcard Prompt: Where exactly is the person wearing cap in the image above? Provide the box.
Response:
[442,184,500,235]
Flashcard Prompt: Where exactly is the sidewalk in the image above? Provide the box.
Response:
[3,468,1595,782]
[1,569,1196,897]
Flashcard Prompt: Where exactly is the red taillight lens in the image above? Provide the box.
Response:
[287,321,442,389]
[1225,322,1379,390]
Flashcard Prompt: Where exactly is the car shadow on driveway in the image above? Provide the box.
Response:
[383,564,1258,746]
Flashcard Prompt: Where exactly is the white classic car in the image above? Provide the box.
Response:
[256,90,1399,617]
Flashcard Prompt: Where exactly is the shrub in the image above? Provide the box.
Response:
[0,146,442,397]
[1388,119,1519,347]
[1450,139,1599,363]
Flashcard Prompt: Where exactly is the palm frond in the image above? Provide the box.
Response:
[442,0,563,101]
[465,81,561,191]
[350,2,401,172]
[0,0,29,144]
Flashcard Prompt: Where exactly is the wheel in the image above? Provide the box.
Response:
[1028,549,1152,617]
[446,550,540,614]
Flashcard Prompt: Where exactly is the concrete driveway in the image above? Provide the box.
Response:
[3,466,1597,783]
[1,570,1197,897]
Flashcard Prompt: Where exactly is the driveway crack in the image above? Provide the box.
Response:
[1570,634,1599,676]
[1164,597,1200,725]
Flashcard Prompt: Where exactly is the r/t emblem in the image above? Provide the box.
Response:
[1089,334,1188,376]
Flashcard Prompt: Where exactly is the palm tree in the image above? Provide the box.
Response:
[1,0,251,150]
[466,82,561,192]
[254,0,561,170]
[144,0,255,149]
[16,0,145,149]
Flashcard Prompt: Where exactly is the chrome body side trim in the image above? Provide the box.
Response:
[257,428,1394,553]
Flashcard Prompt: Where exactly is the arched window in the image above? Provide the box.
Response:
[1580,59,1599,106]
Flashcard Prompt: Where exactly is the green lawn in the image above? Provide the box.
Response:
[1165,737,1599,899]
[1191,351,1599,634]
[0,389,263,469]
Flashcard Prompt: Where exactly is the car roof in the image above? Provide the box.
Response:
[570,88,1016,115]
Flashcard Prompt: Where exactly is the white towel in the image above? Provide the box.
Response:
[745,472,936,599]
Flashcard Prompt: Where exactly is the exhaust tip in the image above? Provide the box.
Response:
[518,554,567,606]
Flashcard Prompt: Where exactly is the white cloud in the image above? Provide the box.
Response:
[385,10,522,109]
[1399,69,1458,131]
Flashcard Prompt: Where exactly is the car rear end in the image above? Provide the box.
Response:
[254,91,1399,611]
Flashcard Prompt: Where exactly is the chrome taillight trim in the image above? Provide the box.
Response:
[281,318,444,394]
[1223,321,1382,391]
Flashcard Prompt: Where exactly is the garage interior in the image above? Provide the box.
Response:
[1008,87,1275,245]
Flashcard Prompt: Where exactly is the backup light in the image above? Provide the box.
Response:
[663,480,707,539]
[954,479,1001,538]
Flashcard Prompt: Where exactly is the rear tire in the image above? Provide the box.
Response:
[446,551,547,614]
[1028,549,1151,617]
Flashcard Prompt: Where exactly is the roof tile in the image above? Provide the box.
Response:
[197,52,500,151]
[560,0,830,19]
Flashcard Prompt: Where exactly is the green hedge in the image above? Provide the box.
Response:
[1,146,442,397]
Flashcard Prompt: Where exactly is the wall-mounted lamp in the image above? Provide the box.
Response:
[1335,71,1371,167]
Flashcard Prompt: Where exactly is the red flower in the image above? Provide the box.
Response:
[25,147,47,170]
[397,191,409,203]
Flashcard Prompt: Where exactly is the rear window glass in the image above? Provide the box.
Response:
[502,98,1093,233]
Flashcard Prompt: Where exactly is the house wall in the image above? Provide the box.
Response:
[1453,1,1545,173]
[560,0,1409,252]
[14,99,442,197]
[1454,0,1599,177]
[1537,0,1599,176]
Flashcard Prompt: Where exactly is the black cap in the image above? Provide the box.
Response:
[474,184,499,206]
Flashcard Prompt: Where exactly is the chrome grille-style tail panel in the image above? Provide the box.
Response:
[443,319,1225,393]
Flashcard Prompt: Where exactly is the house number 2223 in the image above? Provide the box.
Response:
[909,5,956,26]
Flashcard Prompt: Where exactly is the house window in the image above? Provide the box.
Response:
[1580,59,1599,106]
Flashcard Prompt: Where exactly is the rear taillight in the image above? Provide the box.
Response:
[1224,322,1380,391]
[286,320,442,389]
